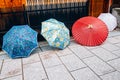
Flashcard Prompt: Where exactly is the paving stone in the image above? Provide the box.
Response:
[114,36,120,40]
[68,40,81,48]
[38,41,48,47]
[112,50,120,57]
[40,45,56,51]
[4,58,26,63]
[31,47,42,54]
[0,51,6,55]
[0,59,22,79]
[1,31,120,80]
[23,62,47,80]
[46,65,74,80]
[108,58,120,72]
[0,54,10,60]
[108,31,120,37]
[0,51,10,60]
[100,71,120,80]
[83,56,115,75]
[0,60,3,72]
[115,43,120,47]
[22,53,40,65]
[3,75,22,80]
[40,51,62,68]
[85,46,100,50]
[70,37,74,41]
[71,68,101,80]
[69,46,94,59]
[42,79,49,80]
[4,59,13,63]
[91,48,118,61]
[101,43,119,51]
[56,48,73,57]
[107,37,120,44]
[60,54,86,71]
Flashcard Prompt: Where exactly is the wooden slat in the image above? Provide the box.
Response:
[0,0,26,8]
[25,0,88,6]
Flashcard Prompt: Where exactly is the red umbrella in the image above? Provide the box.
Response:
[72,16,108,46]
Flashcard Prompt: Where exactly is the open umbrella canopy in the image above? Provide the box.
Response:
[98,13,117,31]
[41,18,70,49]
[2,25,38,59]
[72,16,108,46]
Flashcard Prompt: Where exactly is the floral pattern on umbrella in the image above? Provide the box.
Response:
[41,18,70,49]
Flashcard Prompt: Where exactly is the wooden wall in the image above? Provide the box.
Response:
[0,0,26,30]
[0,0,25,8]
[89,0,112,17]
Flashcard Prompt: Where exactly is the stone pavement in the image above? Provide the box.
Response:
[1,30,120,80]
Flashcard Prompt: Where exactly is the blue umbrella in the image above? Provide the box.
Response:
[2,25,38,59]
[41,18,70,49]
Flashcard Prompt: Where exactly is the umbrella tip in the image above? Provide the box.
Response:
[88,24,93,29]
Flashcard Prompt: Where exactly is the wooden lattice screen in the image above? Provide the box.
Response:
[0,0,89,31]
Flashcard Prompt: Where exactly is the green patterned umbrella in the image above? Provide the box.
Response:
[41,18,70,49]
